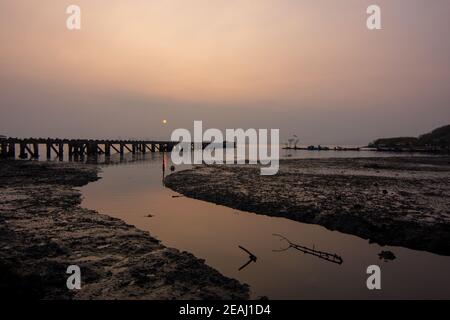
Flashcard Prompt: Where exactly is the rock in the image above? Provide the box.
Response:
[378,250,396,261]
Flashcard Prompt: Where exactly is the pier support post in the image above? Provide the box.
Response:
[86,142,91,157]
[8,143,15,158]
[68,143,74,159]
[46,143,52,160]
[32,143,39,159]
[87,142,98,157]
[93,142,99,156]
[73,143,80,159]
[80,143,86,157]
[1,141,7,158]
[58,143,64,161]
[105,143,111,157]
[19,143,27,159]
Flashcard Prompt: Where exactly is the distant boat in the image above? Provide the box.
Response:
[283,145,361,151]
[308,145,330,151]
[334,146,360,151]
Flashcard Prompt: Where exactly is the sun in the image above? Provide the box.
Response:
[162,119,168,125]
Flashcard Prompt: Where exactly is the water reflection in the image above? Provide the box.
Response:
[81,152,450,299]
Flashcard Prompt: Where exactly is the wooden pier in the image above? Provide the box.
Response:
[0,138,218,160]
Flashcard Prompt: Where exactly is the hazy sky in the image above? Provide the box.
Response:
[1,0,449,144]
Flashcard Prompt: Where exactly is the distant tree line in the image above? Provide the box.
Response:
[369,124,450,149]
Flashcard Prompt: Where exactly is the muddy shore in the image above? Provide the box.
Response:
[165,157,450,256]
[0,160,249,299]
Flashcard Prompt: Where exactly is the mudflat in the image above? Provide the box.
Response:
[0,160,249,299]
[165,157,450,256]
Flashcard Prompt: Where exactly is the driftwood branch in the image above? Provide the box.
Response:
[273,234,343,265]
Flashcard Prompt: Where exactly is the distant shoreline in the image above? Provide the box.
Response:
[165,157,450,256]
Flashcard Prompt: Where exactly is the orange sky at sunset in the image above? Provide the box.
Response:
[1,0,449,143]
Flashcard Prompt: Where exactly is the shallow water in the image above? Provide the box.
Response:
[81,151,450,299]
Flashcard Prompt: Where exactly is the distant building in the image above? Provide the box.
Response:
[0,135,7,140]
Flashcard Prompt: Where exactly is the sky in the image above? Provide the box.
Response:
[1,0,449,144]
